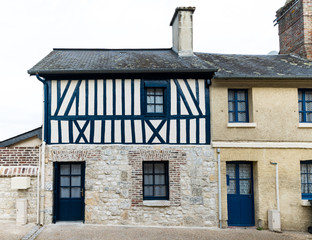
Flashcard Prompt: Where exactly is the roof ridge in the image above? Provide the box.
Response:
[53,48,173,51]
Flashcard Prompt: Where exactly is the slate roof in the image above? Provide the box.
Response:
[28,48,217,75]
[28,48,312,79]
[196,53,312,79]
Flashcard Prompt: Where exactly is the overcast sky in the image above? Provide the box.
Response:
[0,0,286,141]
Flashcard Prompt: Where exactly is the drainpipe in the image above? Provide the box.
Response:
[36,145,41,224]
[217,148,222,228]
[40,141,46,225]
[36,74,47,225]
[270,162,280,211]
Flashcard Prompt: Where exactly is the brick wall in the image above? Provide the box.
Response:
[277,0,312,59]
[128,150,187,207]
[0,147,39,176]
[0,147,39,166]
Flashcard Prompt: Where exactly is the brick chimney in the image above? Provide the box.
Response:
[276,0,312,59]
[170,7,196,56]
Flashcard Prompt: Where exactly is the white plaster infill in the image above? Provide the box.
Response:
[227,123,257,128]
[143,200,170,207]
[301,200,311,207]
[298,123,312,128]
[212,141,312,148]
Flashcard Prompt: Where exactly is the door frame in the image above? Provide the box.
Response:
[53,162,85,223]
[226,161,255,227]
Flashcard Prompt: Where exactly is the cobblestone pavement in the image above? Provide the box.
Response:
[33,224,312,240]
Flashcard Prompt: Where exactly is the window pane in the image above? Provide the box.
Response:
[60,164,70,175]
[302,183,308,194]
[306,92,312,101]
[228,91,234,101]
[299,112,303,122]
[155,175,165,184]
[60,188,70,198]
[298,91,302,101]
[307,113,312,122]
[154,164,165,173]
[238,112,247,122]
[144,175,153,185]
[71,176,81,186]
[240,180,251,195]
[229,112,235,122]
[154,186,166,197]
[237,101,246,111]
[71,187,80,198]
[144,186,153,196]
[237,91,246,101]
[228,102,235,111]
[299,102,303,111]
[155,105,163,113]
[308,164,312,173]
[226,164,235,178]
[147,88,155,95]
[309,184,312,194]
[147,96,154,104]
[60,176,70,186]
[308,174,312,184]
[302,174,307,184]
[301,164,307,173]
[239,164,251,179]
[144,163,153,174]
[155,96,163,104]
[306,102,312,111]
[227,180,236,194]
[147,104,154,113]
[71,164,81,175]
[155,88,163,95]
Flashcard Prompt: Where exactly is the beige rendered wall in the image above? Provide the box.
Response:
[9,136,41,147]
[218,147,312,231]
[210,79,312,142]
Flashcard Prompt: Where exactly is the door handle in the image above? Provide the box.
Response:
[81,189,84,197]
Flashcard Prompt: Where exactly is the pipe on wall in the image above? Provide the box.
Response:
[217,148,222,228]
[270,162,280,211]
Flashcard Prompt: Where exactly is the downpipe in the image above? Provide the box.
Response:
[36,73,47,225]
[270,162,280,211]
[217,148,222,228]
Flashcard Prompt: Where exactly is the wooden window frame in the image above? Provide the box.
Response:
[301,161,312,200]
[143,161,169,200]
[299,89,312,123]
[143,80,168,117]
[228,89,249,123]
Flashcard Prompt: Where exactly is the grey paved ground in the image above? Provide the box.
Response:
[0,221,36,240]
[34,224,312,240]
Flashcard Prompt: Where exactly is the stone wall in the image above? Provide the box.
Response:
[0,177,38,222]
[44,144,218,227]
[0,147,39,223]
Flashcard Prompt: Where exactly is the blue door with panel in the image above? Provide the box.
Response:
[54,162,85,222]
[226,162,254,226]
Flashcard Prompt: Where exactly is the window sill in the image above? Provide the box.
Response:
[142,200,170,207]
[227,123,257,128]
[298,123,312,128]
[301,200,311,206]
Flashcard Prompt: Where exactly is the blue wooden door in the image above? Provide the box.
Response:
[54,162,85,222]
[227,162,254,226]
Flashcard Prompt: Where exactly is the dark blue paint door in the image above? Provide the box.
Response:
[227,162,254,226]
[54,162,85,222]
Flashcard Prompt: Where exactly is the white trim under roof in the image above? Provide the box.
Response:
[212,141,312,148]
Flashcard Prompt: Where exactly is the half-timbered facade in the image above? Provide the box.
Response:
[28,7,220,226]
[47,77,209,145]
